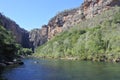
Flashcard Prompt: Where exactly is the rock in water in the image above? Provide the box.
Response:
[18,62,24,65]
[34,61,39,64]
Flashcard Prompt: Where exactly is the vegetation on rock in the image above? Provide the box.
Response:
[17,47,33,56]
[34,7,120,62]
[0,25,32,80]
[0,13,30,48]
[0,25,32,62]
[0,25,18,61]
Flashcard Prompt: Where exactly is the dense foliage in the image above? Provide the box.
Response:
[0,25,18,61]
[0,26,32,62]
[0,24,32,80]
[17,47,33,56]
[34,7,120,62]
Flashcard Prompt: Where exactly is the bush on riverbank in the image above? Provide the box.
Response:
[0,25,18,62]
[17,48,33,56]
[34,7,120,62]
[0,25,33,62]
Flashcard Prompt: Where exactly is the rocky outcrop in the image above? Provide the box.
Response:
[46,0,120,40]
[82,0,120,18]
[47,8,84,40]
[0,13,48,50]
[0,13,30,48]
[29,0,120,48]
[29,25,48,50]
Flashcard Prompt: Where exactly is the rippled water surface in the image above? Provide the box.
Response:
[2,58,120,80]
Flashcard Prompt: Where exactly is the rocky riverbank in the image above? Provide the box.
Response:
[0,59,24,68]
[0,59,24,80]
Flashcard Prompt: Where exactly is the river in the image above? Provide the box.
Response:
[2,58,120,80]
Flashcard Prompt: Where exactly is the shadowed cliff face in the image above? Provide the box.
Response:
[0,13,48,50]
[0,13,31,48]
[29,25,48,50]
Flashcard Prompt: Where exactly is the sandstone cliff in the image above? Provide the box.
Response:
[29,25,48,50]
[47,0,120,40]
[0,13,30,48]
[29,0,120,49]
[1,0,119,49]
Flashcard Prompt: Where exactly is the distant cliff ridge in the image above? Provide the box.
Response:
[0,13,30,48]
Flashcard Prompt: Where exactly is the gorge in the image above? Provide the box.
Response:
[0,0,120,80]
[1,0,120,51]
[0,0,120,62]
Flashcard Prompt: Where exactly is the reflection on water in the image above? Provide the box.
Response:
[2,58,120,80]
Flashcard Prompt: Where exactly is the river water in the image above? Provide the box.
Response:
[2,58,120,80]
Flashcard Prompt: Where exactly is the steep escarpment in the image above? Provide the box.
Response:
[47,0,120,40]
[0,13,47,50]
[29,0,120,49]
[29,25,48,50]
[35,6,120,62]
[34,0,120,62]
[0,13,30,48]
[2,0,118,50]
[47,8,82,40]
[82,0,120,18]
[30,0,120,47]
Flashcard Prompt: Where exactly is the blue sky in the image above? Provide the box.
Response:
[0,0,83,31]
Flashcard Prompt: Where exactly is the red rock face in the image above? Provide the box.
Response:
[2,0,119,48]
[46,0,120,40]
[48,26,62,40]
[46,0,117,40]
[83,0,120,18]
[47,8,81,40]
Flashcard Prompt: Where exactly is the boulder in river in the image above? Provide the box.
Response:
[34,61,39,64]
